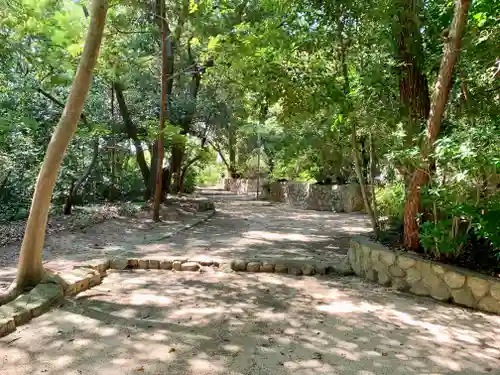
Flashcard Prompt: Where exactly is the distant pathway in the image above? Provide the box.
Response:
[1,190,370,290]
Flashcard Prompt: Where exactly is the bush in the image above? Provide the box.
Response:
[375,182,405,224]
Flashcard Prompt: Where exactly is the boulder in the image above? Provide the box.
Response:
[181,262,200,272]
[160,260,173,270]
[231,259,247,272]
[467,277,490,299]
[247,262,261,272]
[261,261,275,273]
[274,264,288,273]
[444,271,466,289]
[301,264,315,276]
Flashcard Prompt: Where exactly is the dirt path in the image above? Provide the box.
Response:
[2,269,500,375]
[4,190,498,374]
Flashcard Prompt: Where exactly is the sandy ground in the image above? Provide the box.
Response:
[4,190,498,374]
[1,189,371,290]
[2,269,500,375]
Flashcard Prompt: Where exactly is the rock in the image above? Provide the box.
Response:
[405,268,421,285]
[247,262,261,272]
[444,271,466,289]
[149,260,160,269]
[392,278,407,291]
[288,266,302,276]
[23,283,63,317]
[261,261,275,273]
[315,264,327,275]
[0,302,30,326]
[451,288,475,307]
[365,269,377,282]
[181,262,200,272]
[219,263,233,273]
[422,269,442,291]
[0,316,15,337]
[301,264,315,276]
[138,260,150,269]
[467,277,490,299]
[478,296,500,314]
[110,258,128,270]
[371,249,380,263]
[489,282,500,301]
[432,264,446,275]
[361,253,372,272]
[231,259,247,272]
[160,261,172,270]
[389,265,405,278]
[377,271,391,286]
[172,261,182,271]
[410,281,430,296]
[128,259,139,269]
[373,261,388,273]
[397,256,416,270]
[380,251,396,266]
[274,264,288,273]
[332,258,354,276]
[430,281,451,301]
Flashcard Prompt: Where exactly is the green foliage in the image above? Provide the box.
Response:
[375,183,406,225]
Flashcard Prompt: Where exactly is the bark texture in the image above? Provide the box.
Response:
[403,0,471,250]
[114,81,150,194]
[153,0,168,221]
[11,0,108,294]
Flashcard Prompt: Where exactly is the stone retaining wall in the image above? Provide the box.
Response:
[223,178,262,194]
[349,236,500,314]
[265,182,364,213]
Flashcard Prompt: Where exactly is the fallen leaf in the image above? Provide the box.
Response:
[169,348,176,353]
[135,366,144,372]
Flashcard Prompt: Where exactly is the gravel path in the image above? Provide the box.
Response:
[3,190,499,374]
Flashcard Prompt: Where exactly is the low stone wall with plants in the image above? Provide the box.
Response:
[348,236,500,314]
[264,181,364,213]
[223,178,261,194]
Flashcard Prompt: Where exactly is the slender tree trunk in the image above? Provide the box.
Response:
[64,138,99,214]
[368,132,378,227]
[113,81,150,194]
[403,0,471,250]
[153,0,168,221]
[0,0,108,303]
[352,124,378,234]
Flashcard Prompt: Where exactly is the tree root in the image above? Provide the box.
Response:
[0,281,21,306]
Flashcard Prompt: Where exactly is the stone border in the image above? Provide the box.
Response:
[349,236,500,314]
[0,253,351,338]
[0,209,217,338]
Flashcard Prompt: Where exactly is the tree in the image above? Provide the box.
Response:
[0,0,108,304]
[403,0,472,250]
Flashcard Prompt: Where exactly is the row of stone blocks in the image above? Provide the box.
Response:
[349,236,500,315]
[0,256,348,338]
[0,260,109,337]
[108,257,352,277]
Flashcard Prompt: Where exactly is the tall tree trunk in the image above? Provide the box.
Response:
[352,124,378,234]
[153,0,168,221]
[0,0,108,304]
[394,0,430,181]
[403,0,471,250]
[113,81,150,194]
[36,88,99,215]
[228,126,237,177]
[368,132,378,226]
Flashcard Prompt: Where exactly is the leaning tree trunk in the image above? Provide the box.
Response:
[403,0,471,250]
[0,0,108,304]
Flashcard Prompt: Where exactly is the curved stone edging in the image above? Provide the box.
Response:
[349,236,500,314]
[0,209,217,338]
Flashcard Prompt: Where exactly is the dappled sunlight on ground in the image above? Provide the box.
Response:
[2,270,499,374]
